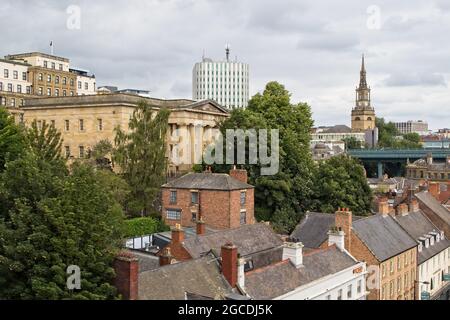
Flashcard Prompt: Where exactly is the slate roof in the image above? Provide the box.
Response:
[324,125,352,133]
[138,252,233,300]
[162,172,253,191]
[352,215,417,262]
[128,250,160,273]
[290,213,335,248]
[183,223,283,258]
[393,211,450,264]
[416,191,450,225]
[244,245,357,299]
[290,212,364,248]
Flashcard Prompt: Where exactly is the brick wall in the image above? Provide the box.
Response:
[162,187,255,230]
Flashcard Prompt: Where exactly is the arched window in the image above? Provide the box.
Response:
[355,117,361,121]
[367,117,372,121]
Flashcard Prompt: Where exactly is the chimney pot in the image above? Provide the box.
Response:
[335,208,352,251]
[282,241,304,268]
[196,217,206,235]
[328,229,345,250]
[221,243,238,287]
[171,224,184,244]
[113,253,139,300]
[159,247,173,266]
[229,167,248,184]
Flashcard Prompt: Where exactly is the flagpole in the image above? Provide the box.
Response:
[50,41,54,55]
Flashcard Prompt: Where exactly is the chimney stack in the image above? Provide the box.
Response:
[409,199,420,212]
[237,258,246,289]
[229,166,248,184]
[378,198,390,216]
[196,216,206,235]
[171,224,184,244]
[335,208,352,252]
[113,252,139,300]
[159,247,173,266]
[396,203,409,216]
[282,241,304,268]
[328,227,345,251]
[221,243,238,287]
[428,182,440,201]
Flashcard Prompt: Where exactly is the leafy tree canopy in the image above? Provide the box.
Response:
[114,101,171,216]
[311,154,372,215]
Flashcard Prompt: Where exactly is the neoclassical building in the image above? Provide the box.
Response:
[351,55,376,132]
[19,93,229,175]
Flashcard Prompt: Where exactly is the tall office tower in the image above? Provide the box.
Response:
[192,45,249,109]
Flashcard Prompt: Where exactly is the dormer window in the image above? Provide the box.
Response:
[418,242,423,252]
[425,239,429,248]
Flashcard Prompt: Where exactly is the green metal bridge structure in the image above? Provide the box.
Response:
[347,148,450,178]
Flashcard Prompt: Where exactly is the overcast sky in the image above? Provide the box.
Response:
[1,0,449,130]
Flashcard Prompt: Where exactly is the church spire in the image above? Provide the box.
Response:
[359,54,367,89]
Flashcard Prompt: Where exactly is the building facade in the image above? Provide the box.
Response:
[20,93,229,175]
[192,47,249,109]
[161,168,255,229]
[290,208,418,300]
[6,52,78,98]
[392,202,450,300]
[70,68,96,95]
[351,55,376,132]
[394,120,429,136]
[406,154,450,181]
[0,58,33,111]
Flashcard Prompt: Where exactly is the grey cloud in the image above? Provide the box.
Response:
[383,73,447,87]
[0,0,449,129]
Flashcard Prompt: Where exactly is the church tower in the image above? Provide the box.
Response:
[351,55,376,132]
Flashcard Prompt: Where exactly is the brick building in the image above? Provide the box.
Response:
[161,168,254,229]
[291,207,418,300]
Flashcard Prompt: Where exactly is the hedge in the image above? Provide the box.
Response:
[124,217,169,238]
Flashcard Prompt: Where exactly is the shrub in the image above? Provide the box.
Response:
[124,217,168,238]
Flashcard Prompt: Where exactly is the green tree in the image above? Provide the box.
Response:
[0,156,125,299]
[343,136,363,149]
[376,117,422,149]
[0,107,26,171]
[312,154,372,215]
[26,119,63,163]
[114,100,171,216]
[90,139,114,170]
[209,82,315,233]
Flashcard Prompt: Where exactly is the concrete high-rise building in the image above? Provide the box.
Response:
[351,55,376,132]
[192,46,249,109]
[394,120,429,136]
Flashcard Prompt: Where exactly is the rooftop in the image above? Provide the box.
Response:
[138,252,234,300]
[244,245,357,299]
[352,215,417,262]
[415,191,450,225]
[290,212,364,248]
[162,172,253,191]
[182,223,283,258]
[393,210,450,264]
[6,52,70,62]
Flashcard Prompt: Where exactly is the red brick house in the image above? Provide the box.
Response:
[161,168,255,230]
